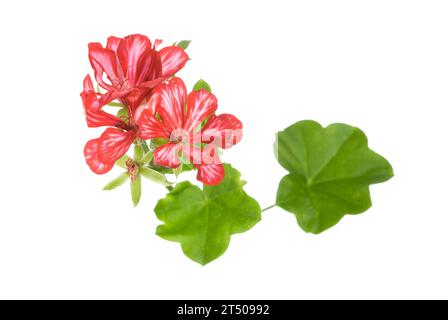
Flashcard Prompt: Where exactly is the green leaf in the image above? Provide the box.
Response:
[181,163,194,172]
[275,120,394,234]
[140,167,172,186]
[103,173,129,191]
[154,164,261,265]
[175,40,191,50]
[130,175,142,207]
[193,79,212,93]
[115,154,131,169]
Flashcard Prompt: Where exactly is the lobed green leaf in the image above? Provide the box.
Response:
[154,164,261,265]
[275,120,394,234]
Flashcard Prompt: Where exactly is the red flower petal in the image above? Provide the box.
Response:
[81,75,125,128]
[154,77,187,132]
[88,43,120,89]
[136,109,171,140]
[159,46,189,77]
[117,34,157,87]
[153,39,163,49]
[106,36,122,51]
[181,144,202,166]
[83,73,95,92]
[183,144,224,186]
[83,105,124,128]
[153,142,182,168]
[202,114,243,149]
[97,128,136,164]
[139,77,166,89]
[97,88,131,108]
[184,90,218,132]
[200,144,222,166]
[196,163,225,186]
[84,139,114,175]
[134,93,159,120]
[120,87,152,112]
[136,49,162,85]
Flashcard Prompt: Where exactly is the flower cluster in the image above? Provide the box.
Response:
[81,34,242,186]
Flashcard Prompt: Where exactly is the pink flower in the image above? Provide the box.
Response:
[81,34,189,174]
[136,77,243,185]
[88,34,189,111]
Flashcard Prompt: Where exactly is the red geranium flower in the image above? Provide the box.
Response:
[135,77,243,185]
[88,34,189,110]
[81,35,189,174]
[81,75,138,174]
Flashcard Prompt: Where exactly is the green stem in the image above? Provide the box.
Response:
[166,186,174,191]
[262,204,276,212]
[140,139,150,154]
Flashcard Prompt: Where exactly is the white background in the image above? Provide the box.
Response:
[0,0,447,300]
